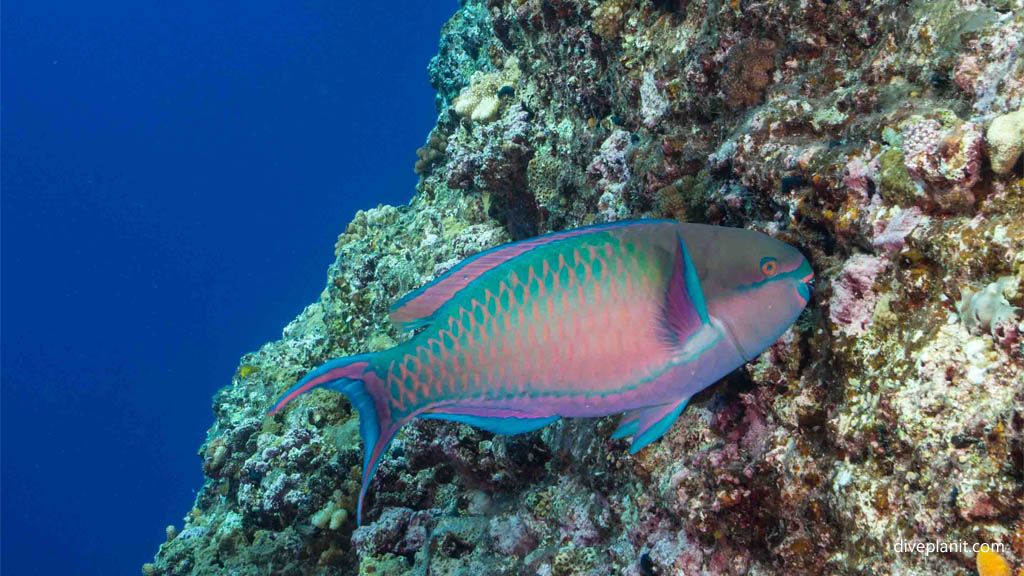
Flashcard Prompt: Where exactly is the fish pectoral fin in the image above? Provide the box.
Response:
[612,397,691,454]
[657,234,710,348]
[419,408,559,435]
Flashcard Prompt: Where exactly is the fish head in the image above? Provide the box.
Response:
[692,226,813,361]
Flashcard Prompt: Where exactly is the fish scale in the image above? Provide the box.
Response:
[269,219,813,523]
[394,232,663,408]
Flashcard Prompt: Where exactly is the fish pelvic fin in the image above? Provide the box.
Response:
[612,397,691,454]
[268,353,401,525]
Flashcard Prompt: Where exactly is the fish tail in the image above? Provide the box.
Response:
[268,353,401,525]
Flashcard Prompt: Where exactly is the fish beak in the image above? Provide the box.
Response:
[796,264,814,305]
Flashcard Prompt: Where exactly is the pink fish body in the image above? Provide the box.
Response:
[269,220,812,522]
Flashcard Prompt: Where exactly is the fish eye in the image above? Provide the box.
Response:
[760,257,778,277]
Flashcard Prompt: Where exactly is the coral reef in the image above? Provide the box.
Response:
[147,0,1024,574]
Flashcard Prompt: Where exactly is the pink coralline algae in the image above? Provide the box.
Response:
[829,254,888,336]
[901,117,984,210]
[872,206,924,254]
[842,156,876,201]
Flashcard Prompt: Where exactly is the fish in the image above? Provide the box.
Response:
[268,219,813,523]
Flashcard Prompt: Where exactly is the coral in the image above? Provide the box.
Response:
[592,0,633,41]
[987,109,1024,175]
[146,1,1024,574]
[311,490,349,530]
[414,132,448,175]
[958,276,1022,351]
[427,1,494,106]
[351,507,434,558]
[872,206,925,254]
[902,115,985,210]
[451,56,520,124]
[489,514,538,557]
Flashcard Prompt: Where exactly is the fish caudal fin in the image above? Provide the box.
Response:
[268,354,399,524]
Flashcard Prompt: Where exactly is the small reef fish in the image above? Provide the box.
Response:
[269,219,813,523]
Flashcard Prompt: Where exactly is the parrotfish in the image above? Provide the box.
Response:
[269,219,812,523]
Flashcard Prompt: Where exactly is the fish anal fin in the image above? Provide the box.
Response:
[419,406,559,435]
[389,220,666,329]
[612,397,691,454]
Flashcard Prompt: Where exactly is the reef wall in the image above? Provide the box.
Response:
[146,1,1023,574]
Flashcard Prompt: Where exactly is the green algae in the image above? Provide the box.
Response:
[877,148,920,206]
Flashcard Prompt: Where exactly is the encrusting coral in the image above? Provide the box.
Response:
[145,1,1024,575]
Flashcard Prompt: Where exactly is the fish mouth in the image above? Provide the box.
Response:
[795,263,814,305]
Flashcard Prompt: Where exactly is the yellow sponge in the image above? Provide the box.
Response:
[976,548,1011,576]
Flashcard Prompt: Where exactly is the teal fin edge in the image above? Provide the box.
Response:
[419,412,559,435]
[678,233,710,325]
[611,397,691,454]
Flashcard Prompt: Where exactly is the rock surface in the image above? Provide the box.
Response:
[147,1,1024,574]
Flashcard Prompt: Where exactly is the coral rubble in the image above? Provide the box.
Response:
[147,1,1024,574]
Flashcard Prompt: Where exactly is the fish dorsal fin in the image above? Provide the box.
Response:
[389,220,666,329]
[657,234,711,347]
[611,397,691,453]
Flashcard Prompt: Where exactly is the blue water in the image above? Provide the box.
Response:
[1,2,456,573]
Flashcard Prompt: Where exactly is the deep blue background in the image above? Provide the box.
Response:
[2,2,456,573]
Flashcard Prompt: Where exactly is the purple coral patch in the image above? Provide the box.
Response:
[829,255,888,336]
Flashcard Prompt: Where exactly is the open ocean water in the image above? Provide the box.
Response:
[1,2,457,573]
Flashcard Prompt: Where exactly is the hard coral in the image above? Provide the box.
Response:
[414,132,448,175]
[592,0,633,41]
[986,109,1024,175]
[452,55,520,124]
[958,276,1022,352]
